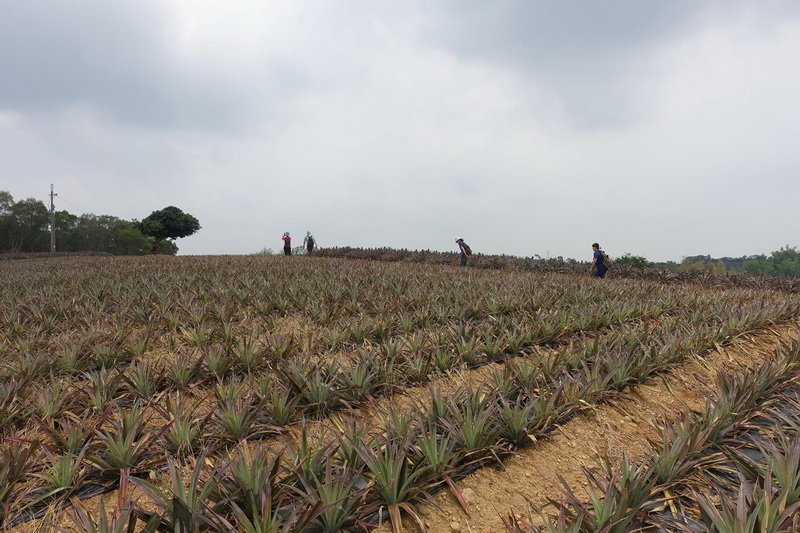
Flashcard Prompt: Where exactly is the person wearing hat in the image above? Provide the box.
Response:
[455,238,472,267]
[282,232,292,256]
[303,231,316,255]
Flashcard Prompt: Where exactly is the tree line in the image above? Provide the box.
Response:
[615,246,800,278]
[0,191,200,255]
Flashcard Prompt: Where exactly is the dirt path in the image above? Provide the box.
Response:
[410,323,800,533]
[283,317,656,451]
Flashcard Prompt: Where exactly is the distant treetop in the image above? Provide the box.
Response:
[140,206,201,241]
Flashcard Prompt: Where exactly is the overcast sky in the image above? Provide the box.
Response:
[1,1,798,261]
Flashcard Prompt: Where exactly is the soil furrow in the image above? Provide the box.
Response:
[4,310,685,531]
[410,323,800,533]
[283,314,669,449]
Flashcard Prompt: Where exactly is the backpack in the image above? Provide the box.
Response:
[307,236,315,247]
[462,243,472,256]
[601,251,612,266]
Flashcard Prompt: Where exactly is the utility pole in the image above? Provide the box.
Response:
[49,184,57,254]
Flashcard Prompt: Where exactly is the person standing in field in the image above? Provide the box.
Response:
[303,231,316,255]
[282,232,292,256]
[590,242,609,278]
[456,238,472,267]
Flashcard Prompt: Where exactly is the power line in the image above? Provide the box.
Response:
[56,193,91,215]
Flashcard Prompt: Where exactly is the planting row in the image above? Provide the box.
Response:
[2,274,677,386]
[1,257,693,378]
[0,256,636,340]
[0,292,701,524]
[505,337,800,532]
[1,285,773,438]
[4,292,796,530]
[317,246,800,293]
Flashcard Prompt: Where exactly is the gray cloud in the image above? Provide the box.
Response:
[1,1,799,262]
[419,2,700,129]
[0,1,309,132]
[421,1,800,129]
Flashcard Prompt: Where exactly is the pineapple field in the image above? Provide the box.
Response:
[2,255,800,532]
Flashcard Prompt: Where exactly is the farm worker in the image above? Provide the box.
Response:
[590,242,609,278]
[455,238,472,267]
[304,231,316,255]
[282,232,292,256]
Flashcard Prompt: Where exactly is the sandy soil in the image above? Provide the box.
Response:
[406,323,799,533]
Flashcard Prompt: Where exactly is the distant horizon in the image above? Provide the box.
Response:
[3,183,796,264]
[246,241,796,264]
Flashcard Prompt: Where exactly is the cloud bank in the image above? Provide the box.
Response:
[1,1,799,261]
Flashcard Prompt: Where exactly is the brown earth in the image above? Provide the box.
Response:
[405,323,800,533]
[270,317,662,456]
[8,317,660,532]
[14,322,798,532]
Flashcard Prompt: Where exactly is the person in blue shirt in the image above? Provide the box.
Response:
[590,242,608,278]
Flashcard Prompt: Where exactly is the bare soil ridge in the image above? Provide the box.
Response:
[413,323,800,533]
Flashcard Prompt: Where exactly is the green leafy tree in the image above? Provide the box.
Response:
[61,215,150,255]
[1,191,52,252]
[0,191,12,212]
[140,206,200,254]
[68,214,121,252]
[112,223,152,255]
[53,210,79,250]
[679,257,727,274]
[1,190,157,256]
[742,246,800,277]
[6,197,49,252]
[614,253,653,268]
[141,206,200,240]
[681,254,713,265]
[151,238,179,255]
[0,191,14,251]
